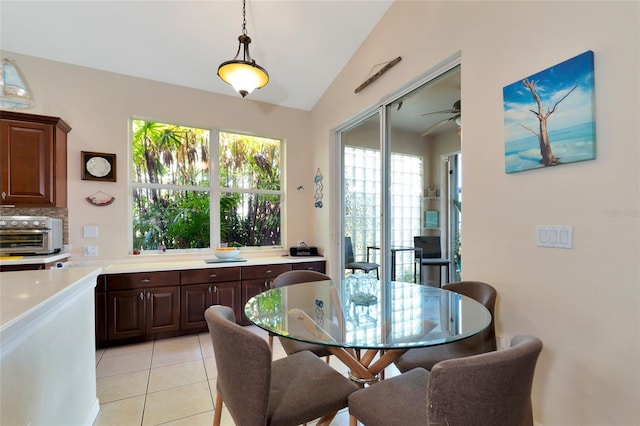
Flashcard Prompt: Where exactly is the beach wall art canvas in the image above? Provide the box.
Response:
[503,50,596,174]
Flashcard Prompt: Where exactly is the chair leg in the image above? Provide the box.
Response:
[268,333,274,348]
[213,391,223,426]
[316,412,338,426]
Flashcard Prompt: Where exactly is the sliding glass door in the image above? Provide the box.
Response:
[339,62,461,285]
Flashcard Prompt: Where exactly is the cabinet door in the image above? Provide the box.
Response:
[0,119,54,205]
[181,284,212,330]
[241,279,272,325]
[146,286,181,334]
[212,281,242,323]
[95,292,107,347]
[107,289,146,341]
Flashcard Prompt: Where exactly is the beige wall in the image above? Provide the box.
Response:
[311,1,639,425]
[0,52,317,259]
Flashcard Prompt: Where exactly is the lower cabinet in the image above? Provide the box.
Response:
[180,267,241,330]
[98,260,325,346]
[240,264,292,325]
[107,286,180,341]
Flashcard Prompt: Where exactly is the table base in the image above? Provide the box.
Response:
[328,347,408,387]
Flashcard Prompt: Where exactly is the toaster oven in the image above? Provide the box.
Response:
[0,216,63,255]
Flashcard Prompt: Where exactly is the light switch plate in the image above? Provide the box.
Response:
[83,226,99,238]
[536,225,573,248]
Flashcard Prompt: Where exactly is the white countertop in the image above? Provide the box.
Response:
[0,252,70,266]
[98,255,325,274]
[0,266,101,331]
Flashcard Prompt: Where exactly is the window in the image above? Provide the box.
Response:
[131,119,282,251]
[343,146,422,280]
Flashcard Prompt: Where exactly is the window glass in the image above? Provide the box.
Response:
[131,120,282,251]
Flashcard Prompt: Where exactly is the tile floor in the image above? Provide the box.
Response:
[94,326,398,425]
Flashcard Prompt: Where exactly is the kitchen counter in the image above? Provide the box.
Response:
[85,254,325,274]
[0,252,70,267]
[0,267,102,425]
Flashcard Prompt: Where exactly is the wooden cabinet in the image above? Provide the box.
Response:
[95,275,107,347]
[105,271,180,343]
[180,267,241,330]
[0,111,71,207]
[240,263,292,324]
[98,260,325,346]
[291,261,326,273]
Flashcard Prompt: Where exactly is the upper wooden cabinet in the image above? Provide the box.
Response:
[0,111,71,207]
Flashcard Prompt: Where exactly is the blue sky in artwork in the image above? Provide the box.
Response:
[503,51,595,142]
[503,51,596,173]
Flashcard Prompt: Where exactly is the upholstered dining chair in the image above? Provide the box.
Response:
[345,236,379,279]
[270,270,333,362]
[393,280,497,373]
[205,305,358,426]
[348,335,543,426]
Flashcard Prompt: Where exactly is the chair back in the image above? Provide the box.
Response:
[414,236,442,259]
[272,270,330,288]
[427,335,543,426]
[344,236,355,263]
[205,305,271,425]
[443,281,497,352]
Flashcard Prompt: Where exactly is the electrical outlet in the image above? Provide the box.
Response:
[83,245,98,257]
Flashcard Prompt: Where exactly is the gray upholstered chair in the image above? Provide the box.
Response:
[345,236,379,279]
[348,335,543,426]
[393,280,497,372]
[270,270,333,362]
[205,305,358,426]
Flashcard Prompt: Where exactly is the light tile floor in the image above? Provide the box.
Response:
[94,326,398,425]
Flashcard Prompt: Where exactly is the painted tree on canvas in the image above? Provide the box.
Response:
[519,80,577,166]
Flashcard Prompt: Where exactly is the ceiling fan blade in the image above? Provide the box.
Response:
[421,108,459,116]
[421,118,454,136]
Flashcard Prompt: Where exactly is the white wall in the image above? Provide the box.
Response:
[311,1,639,424]
[0,53,317,259]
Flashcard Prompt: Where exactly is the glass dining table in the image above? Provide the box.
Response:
[244,278,492,386]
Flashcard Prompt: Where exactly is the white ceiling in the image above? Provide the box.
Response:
[0,0,393,111]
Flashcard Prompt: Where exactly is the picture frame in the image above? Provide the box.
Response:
[503,50,596,173]
[81,151,116,182]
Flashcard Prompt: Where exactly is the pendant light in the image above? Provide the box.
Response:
[0,58,35,109]
[217,0,269,97]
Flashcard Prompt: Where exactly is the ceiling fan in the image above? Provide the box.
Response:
[420,99,461,136]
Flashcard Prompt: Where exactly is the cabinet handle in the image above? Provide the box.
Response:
[209,273,217,278]
[147,292,151,299]
[306,267,314,270]
[208,285,213,293]
[141,279,151,283]
[1,192,5,200]
[213,286,218,293]
[265,269,272,274]
[139,291,144,300]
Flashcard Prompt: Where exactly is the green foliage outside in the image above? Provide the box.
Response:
[131,120,281,250]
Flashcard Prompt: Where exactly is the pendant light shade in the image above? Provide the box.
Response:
[217,0,269,97]
[0,58,35,109]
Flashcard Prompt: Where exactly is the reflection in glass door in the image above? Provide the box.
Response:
[341,113,381,280]
[340,61,461,285]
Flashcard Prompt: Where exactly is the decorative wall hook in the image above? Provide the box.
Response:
[354,56,402,94]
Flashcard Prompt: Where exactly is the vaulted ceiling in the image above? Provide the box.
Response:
[0,1,393,111]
